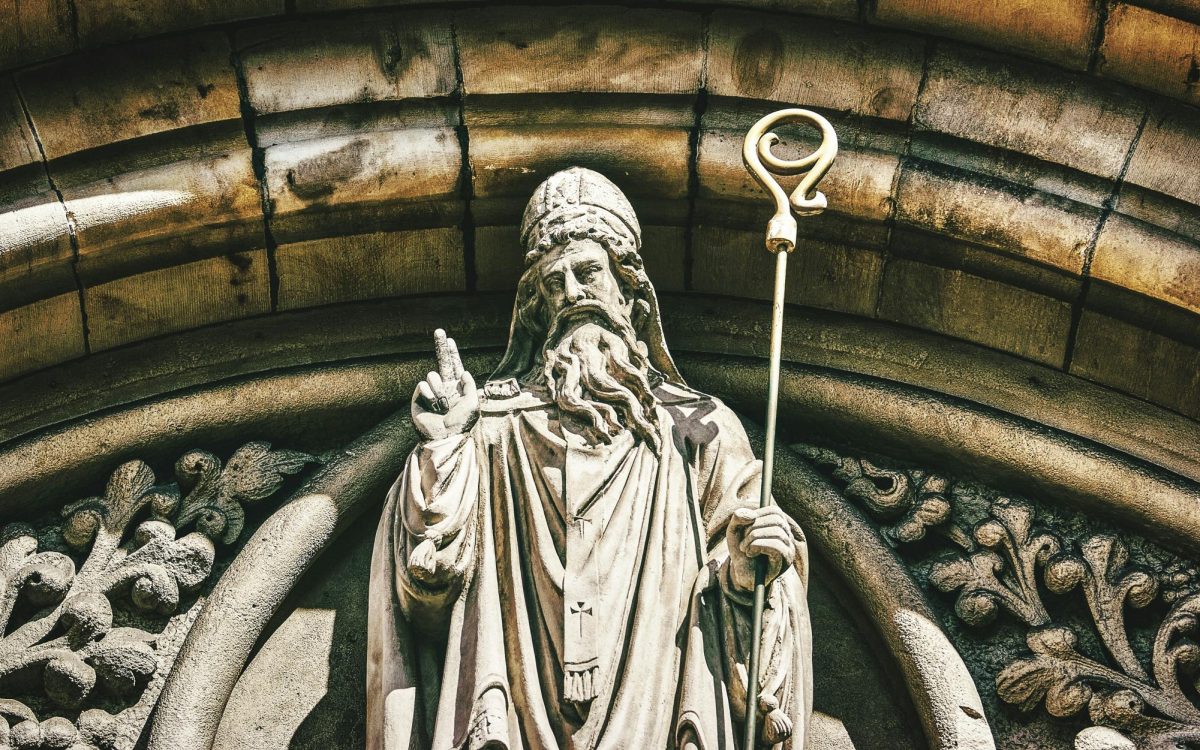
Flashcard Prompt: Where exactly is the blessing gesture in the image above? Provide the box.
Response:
[411,329,479,441]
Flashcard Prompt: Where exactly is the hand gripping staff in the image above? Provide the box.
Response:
[740,109,837,750]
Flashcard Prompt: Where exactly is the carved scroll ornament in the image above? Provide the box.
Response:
[0,443,312,750]
[797,444,1200,750]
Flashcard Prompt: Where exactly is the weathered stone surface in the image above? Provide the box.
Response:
[85,251,270,351]
[1092,215,1200,315]
[1098,3,1200,107]
[915,46,1145,180]
[264,128,461,242]
[895,161,1099,275]
[666,0,858,19]
[469,125,689,224]
[16,33,241,160]
[699,126,900,224]
[294,0,458,10]
[457,6,703,96]
[0,190,74,308]
[0,292,83,380]
[0,0,75,70]
[1123,102,1200,208]
[709,11,925,121]
[693,225,884,317]
[276,227,465,310]
[66,149,263,284]
[1072,309,1200,419]
[237,11,455,116]
[0,78,40,174]
[888,227,1081,302]
[870,0,1099,70]
[75,0,282,49]
[877,258,1073,366]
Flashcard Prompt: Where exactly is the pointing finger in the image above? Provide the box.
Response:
[434,329,456,382]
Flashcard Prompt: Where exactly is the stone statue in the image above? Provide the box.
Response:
[367,167,812,750]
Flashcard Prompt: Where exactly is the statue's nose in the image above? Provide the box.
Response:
[564,275,584,303]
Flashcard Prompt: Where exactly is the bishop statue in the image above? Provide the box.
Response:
[367,167,813,750]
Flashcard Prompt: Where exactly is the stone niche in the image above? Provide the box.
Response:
[0,3,1198,750]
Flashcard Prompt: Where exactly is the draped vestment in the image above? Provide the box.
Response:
[367,382,811,750]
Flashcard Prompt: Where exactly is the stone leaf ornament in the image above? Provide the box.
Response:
[796,444,1200,750]
[0,442,313,750]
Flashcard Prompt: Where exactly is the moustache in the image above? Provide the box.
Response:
[544,299,634,345]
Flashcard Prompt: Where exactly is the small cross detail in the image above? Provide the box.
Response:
[569,600,593,637]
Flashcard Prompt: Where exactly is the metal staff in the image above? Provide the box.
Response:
[740,109,837,750]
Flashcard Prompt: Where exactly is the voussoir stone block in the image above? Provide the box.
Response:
[65,149,263,285]
[1123,102,1200,208]
[469,125,689,226]
[1072,309,1200,419]
[264,127,462,242]
[456,6,703,96]
[276,227,465,310]
[0,292,84,381]
[915,46,1145,180]
[0,191,74,308]
[85,251,270,351]
[870,0,1098,70]
[0,0,75,71]
[0,78,40,176]
[75,0,283,49]
[1092,215,1200,316]
[665,0,858,20]
[895,160,1099,275]
[877,257,1073,366]
[698,125,899,225]
[1098,4,1200,107]
[16,32,241,160]
[709,11,925,122]
[237,11,454,116]
[693,225,884,317]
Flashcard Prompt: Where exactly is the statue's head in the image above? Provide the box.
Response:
[489,167,683,450]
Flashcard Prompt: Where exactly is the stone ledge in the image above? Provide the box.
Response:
[84,251,271,351]
[236,11,455,116]
[868,0,1099,70]
[1097,3,1200,107]
[456,6,704,97]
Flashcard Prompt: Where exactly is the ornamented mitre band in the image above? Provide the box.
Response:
[519,166,642,258]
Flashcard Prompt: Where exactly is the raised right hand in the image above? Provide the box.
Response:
[411,329,479,441]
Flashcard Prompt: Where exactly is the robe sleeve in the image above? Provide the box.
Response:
[392,431,482,621]
[693,399,808,586]
[678,399,812,749]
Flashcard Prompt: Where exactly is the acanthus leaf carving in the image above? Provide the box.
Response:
[0,442,315,749]
[797,442,1200,750]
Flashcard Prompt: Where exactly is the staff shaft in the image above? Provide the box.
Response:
[742,247,789,750]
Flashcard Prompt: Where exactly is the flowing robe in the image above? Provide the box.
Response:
[367,382,811,750]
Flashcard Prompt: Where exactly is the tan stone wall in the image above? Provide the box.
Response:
[0,1,1197,421]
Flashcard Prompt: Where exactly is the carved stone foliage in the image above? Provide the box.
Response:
[796,444,1200,750]
[0,443,313,750]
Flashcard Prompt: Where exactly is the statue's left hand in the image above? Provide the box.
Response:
[726,506,798,593]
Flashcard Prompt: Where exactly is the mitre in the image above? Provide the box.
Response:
[519,166,642,256]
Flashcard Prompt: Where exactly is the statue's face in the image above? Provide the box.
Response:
[535,239,626,319]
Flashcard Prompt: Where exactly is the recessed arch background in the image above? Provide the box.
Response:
[1,2,1198,749]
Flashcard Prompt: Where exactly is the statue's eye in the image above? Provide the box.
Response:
[544,274,564,292]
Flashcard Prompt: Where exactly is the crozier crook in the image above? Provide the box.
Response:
[741,109,837,750]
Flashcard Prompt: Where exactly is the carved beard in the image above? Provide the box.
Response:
[540,300,662,454]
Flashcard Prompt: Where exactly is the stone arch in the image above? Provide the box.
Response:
[2,3,1198,749]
